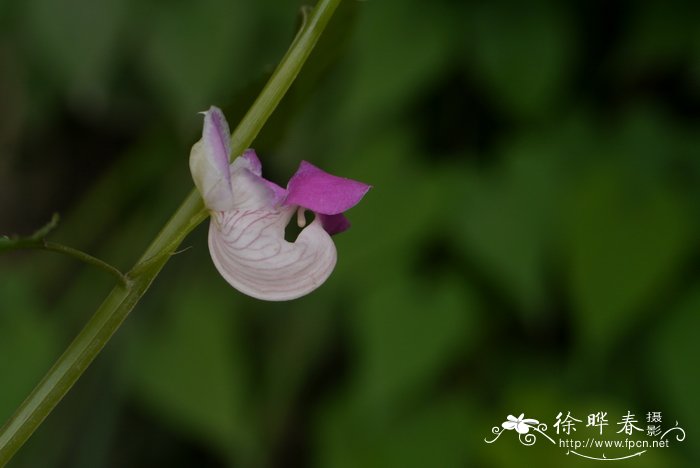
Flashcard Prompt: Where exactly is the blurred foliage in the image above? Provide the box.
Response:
[1,0,699,467]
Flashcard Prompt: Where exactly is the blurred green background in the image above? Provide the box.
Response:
[1,0,699,466]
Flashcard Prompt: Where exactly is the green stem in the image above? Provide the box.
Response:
[0,0,341,464]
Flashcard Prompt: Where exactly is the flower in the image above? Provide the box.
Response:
[502,414,539,434]
[189,106,370,301]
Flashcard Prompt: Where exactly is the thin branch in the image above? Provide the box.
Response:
[1,214,128,287]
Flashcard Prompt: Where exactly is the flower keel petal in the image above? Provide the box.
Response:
[208,208,337,301]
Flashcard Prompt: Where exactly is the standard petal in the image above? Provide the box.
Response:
[284,161,371,215]
[208,207,337,301]
[190,106,234,211]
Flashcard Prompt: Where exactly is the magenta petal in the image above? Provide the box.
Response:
[203,106,232,184]
[284,161,371,215]
[318,213,351,235]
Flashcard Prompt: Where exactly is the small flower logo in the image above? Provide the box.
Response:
[502,414,540,434]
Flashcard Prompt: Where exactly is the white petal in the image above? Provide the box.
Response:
[208,207,337,301]
[515,423,530,434]
[189,107,236,211]
[502,422,517,430]
[189,141,233,211]
[228,158,277,211]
